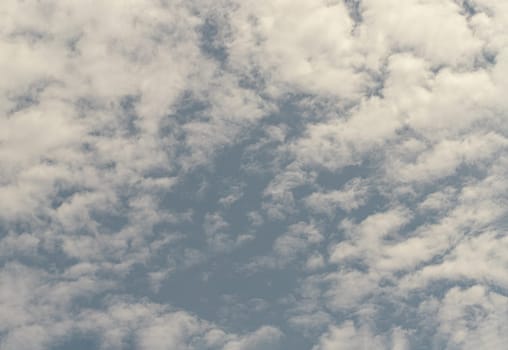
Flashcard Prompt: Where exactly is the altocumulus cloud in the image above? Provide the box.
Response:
[0,0,507,349]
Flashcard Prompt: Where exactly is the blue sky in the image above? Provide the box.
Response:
[1,1,508,349]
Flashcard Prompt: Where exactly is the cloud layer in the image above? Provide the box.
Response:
[1,0,507,349]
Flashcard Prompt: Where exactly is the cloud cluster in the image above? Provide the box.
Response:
[1,0,507,349]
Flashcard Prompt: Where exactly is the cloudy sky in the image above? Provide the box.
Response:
[1,0,508,349]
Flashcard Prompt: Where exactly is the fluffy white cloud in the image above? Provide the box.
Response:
[228,0,367,99]
[312,321,387,350]
[436,285,508,350]
[304,178,369,215]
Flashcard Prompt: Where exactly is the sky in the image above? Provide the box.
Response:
[0,0,507,349]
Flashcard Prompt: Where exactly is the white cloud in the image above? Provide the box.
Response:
[304,178,370,216]
[330,207,412,266]
[222,326,283,350]
[228,0,367,99]
[305,252,326,271]
[312,321,386,350]
[436,285,508,350]
[361,0,482,67]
